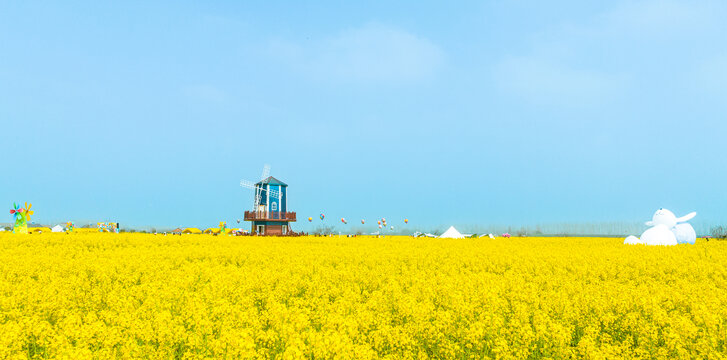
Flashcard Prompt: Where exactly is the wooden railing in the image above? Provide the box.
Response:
[244,211,297,222]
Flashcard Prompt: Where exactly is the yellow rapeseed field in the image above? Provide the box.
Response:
[0,233,725,359]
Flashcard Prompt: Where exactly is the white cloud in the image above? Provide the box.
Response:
[268,23,444,83]
[494,56,625,106]
[182,85,227,102]
[604,0,718,35]
[692,54,727,99]
[491,0,724,106]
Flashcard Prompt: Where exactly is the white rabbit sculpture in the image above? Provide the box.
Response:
[624,208,697,246]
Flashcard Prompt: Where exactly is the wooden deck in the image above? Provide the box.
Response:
[244,211,297,222]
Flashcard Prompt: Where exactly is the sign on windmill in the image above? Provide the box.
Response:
[240,165,297,236]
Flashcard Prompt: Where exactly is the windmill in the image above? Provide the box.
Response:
[240,164,280,211]
[239,165,296,235]
[240,164,282,213]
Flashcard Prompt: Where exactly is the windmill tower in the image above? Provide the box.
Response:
[240,165,296,235]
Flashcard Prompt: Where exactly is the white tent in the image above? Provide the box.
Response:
[439,226,465,239]
[52,225,64,233]
[414,232,437,238]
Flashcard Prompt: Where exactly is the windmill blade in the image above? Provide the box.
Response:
[254,191,262,209]
[241,164,277,212]
[240,180,256,189]
[266,188,282,199]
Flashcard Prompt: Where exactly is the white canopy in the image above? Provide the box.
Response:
[415,232,437,238]
[439,226,465,239]
[52,225,64,233]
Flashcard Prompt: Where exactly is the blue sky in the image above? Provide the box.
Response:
[1,1,726,232]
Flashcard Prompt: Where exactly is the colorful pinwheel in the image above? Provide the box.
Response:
[10,202,30,234]
[24,203,33,222]
[9,203,22,218]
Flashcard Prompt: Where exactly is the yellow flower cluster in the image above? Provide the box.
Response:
[0,233,725,359]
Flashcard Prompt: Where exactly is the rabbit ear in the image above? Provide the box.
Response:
[676,212,696,223]
[645,221,654,226]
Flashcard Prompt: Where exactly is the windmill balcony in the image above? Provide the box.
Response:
[244,211,296,222]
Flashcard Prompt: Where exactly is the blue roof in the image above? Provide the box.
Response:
[256,176,288,186]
